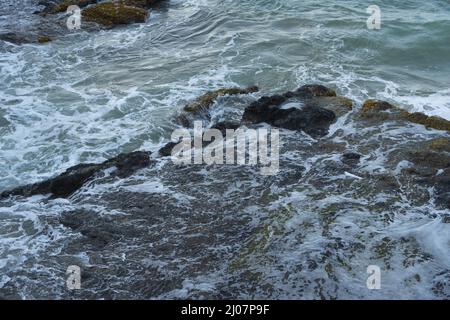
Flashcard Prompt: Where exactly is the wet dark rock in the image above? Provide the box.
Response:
[242,88,337,137]
[395,144,450,209]
[121,0,165,9]
[406,150,450,170]
[174,113,192,128]
[0,33,54,45]
[0,33,33,45]
[308,96,353,117]
[434,169,450,209]
[342,152,361,165]
[158,121,241,157]
[103,151,152,178]
[159,141,178,157]
[0,151,151,199]
[38,35,52,43]
[210,121,241,135]
[291,84,337,99]
[183,86,259,114]
[60,210,128,250]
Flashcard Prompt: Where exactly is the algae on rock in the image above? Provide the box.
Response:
[82,2,148,27]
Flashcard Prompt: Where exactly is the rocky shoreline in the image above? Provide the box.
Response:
[2,84,449,210]
[1,2,450,300]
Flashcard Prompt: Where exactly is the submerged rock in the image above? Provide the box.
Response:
[82,2,149,27]
[183,86,259,114]
[428,137,450,153]
[342,152,361,165]
[433,168,450,209]
[0,33,53,45]
[38,35,52,43]
[59,209,128,250]
[0,33,34,45]
[0,151,151,199]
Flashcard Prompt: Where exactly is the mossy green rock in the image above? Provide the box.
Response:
[360,99,450,133]
[361,99,395,113]
[38,36,52,44]
[82,2,148,27]
[399,111,450,132]
[183,86,259,114]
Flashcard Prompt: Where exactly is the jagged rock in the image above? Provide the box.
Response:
[210,121,241,135]
[159,141,178,157]
[308,96,353,117]
[183,86,259,114]
[0,33,33,45]
[0,151,151,199]
[400,111,450,133]
[361,99,395,112]
[174,113,192,128]
[242,85,338,137]
[360,99,450,133]
[158,121,241,157]
[82,2,148,27]
[287,84,337,99]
